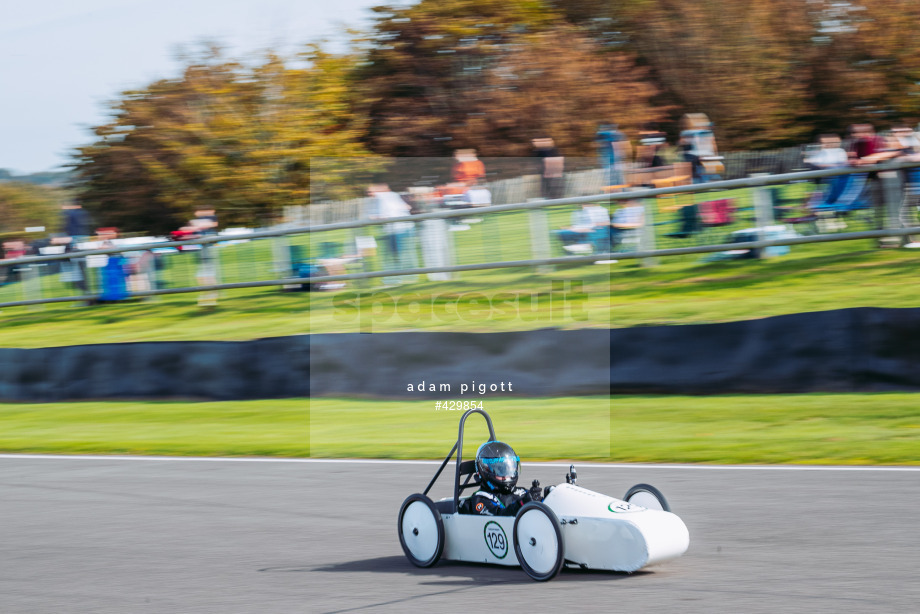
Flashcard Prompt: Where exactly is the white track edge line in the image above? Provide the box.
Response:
[1,454,919,471]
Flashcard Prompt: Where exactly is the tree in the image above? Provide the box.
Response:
[599,0,816,149]
[356,0,663,157]
[551,0,920,147]
[71,44,377,234]
[460,27,664,157]
[805,0,920,132]
[356,0,561,157]
[0,182,68,240]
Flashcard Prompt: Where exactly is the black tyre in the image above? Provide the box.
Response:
[623,483,671,512]
[513,502,564,581]
[398,493,444,568]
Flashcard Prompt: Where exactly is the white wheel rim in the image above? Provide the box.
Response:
[628,490,664,510]
[402,501,438,562]
[517,509,558,575]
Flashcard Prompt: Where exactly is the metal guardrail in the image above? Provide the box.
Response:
[3,225,919,309]
[6,159,920,267]
[2,159,920,308]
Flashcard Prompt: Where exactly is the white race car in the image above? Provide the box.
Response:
[398,409,690,581]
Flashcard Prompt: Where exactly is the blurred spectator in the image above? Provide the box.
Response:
[556,203,611,254]
[805,134,848,170]
[96,228,130,302]
[192,207,219,235]
[464,183,492,207]
[596,124,631,186]
[888,126,920,247]
[1,239,27,286]
[847,123,904,166]
[192,207,219,308]
[847,124,884,166]
[408,187,452,282]
[59,202,92,294]
[805,134,850,205]
[96,227,118,248]
[680,113,723,183]
[172,207,219,242]
[49,234,88,294]
[166,207,220,302]
[847,124,900,240]
[61,201,91,246]
[169,225,199,250]
[610,200,645,249]
[128,250,156,294]
[367,183,418,283]
[637,126,668,168]
[1,239,27,260]
[451,149,486,187]
[889,125,920,152]
[532,137,565,199]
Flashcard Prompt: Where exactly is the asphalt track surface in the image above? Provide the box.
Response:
[2,457,919,613]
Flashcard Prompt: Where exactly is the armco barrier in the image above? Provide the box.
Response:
[1,307,919,401]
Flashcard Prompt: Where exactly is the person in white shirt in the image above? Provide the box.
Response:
[804,134,850,207]
[556,203,611,253]
[367,184,418,281]
[610,200,645,248]
[584,204,611,227]
[805,134,848,170]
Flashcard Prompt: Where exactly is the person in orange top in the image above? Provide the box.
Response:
[451,149,486,186]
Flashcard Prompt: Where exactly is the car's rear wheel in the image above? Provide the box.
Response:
[624,483,671,512]
[513,502,564,581]
[398,494,444,568]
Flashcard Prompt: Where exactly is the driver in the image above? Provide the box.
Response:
[466,440,542,516]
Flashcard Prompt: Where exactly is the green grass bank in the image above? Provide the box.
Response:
[2,394,918,464]
[2,240,920,347]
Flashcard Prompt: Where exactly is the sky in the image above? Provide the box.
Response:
[0,0,397,175]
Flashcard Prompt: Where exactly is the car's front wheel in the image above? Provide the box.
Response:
[513,502,564,581]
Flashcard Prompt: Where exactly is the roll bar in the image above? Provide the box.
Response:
[422,408,496,514]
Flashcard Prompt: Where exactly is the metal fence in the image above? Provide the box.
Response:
[722,146,809,178]
[2,160,920,309]
[295,148,809,227]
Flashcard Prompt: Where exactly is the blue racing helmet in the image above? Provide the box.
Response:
[475,440,520,494]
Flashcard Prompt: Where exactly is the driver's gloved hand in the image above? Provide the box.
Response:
[528,480,543,502]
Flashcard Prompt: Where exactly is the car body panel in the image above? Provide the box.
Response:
[441,511,520,566]
[544,484,690,571]
[437,484,689,573]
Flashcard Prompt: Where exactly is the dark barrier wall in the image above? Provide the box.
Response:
[0,337,311,401]
[1,307,919,401]
[308,328,609,399]
[609,307,920,394]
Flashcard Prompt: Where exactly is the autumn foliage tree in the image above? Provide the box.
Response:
[356,0,663,157]
[552,0,817,149]
[0,182,67,240]
[72,45,376,234]
[69,0,920,234]
[805,0,920,132]
[461,27,664,157]
[552,0,920,147]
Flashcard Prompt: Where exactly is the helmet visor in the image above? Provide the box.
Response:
[482,455,519,478]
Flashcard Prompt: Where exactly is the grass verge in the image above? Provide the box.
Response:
[2,394,918,464]
[0,400,310,457]
[2,240,920,347]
